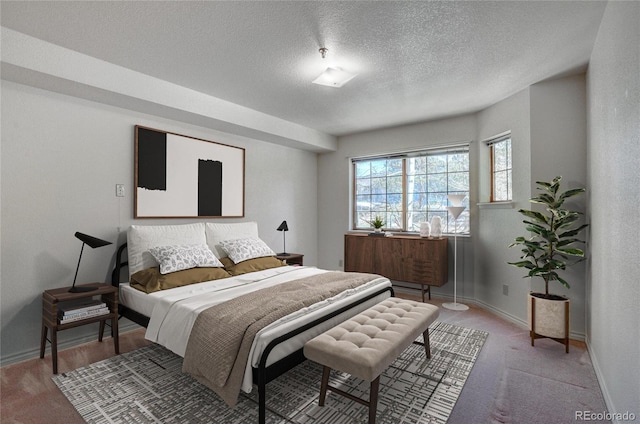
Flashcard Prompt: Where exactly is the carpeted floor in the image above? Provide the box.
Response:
[430,298,609,424]
[1,296,609,423]
[52,322,487,423]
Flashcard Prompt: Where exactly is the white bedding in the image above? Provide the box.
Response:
[119,265,391,393]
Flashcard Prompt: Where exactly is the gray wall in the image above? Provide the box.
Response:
[317,115,478,303]
[474,74,589,336]
[319,74,589,337]
[2,5,638,416]
[0,81,319,364]
[474,87,532,323]
[529,74,588,335]
[587,1,640,417]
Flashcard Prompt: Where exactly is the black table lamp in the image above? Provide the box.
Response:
[276,221,289,256]
[70,232,112,293]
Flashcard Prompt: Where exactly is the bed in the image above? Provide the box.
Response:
[110,222,393,424]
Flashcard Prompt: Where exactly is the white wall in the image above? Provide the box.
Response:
[587,0,640,418]
[0,81,319,364]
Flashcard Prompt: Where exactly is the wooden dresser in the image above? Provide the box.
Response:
[344,233,448,301]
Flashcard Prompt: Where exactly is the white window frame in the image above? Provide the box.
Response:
[487,132,512,202]
[351,144,470,234]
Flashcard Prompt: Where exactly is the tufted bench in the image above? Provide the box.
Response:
[303,297,439,424]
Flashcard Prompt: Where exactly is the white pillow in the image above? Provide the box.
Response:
[149,244,223,274]
[219,237,276,263]
[205,222,259,258]
[127,223,206,277]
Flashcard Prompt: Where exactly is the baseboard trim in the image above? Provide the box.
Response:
[472,298,585,342]
[586,336,622,424]
[0,321,140,368]
[392,285,585,341]
[2,289,587,366]
[471,297,528,328]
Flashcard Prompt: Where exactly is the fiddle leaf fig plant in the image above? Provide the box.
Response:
[508,176,589,297]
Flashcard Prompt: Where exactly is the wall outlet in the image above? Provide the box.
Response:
[503,284,509,296]
[338,259,344,267]
[116,184,125,197]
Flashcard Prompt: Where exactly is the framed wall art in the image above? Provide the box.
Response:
[134,126,245,218]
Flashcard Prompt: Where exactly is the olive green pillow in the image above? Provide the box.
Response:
[130,266,231,293]
[220,256,285,276]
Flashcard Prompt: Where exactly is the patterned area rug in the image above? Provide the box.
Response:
[53,322,487,423]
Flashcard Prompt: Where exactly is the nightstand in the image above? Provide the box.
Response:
[40,283,119,374]
[276,253,304,266]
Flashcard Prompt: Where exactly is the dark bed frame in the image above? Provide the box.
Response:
[111,242,394,424]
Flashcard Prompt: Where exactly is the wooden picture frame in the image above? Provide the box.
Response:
[134,126,245,218]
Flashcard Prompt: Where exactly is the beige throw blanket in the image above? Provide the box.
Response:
[182,271,380,406]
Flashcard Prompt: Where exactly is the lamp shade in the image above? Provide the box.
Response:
[70,232,112,293]
[75,232,112,248]
[447,206,466,220]
[277,221,288,232]
[276,221,289,256]
[447,194,466,207]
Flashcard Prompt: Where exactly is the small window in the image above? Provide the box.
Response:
[489,135,512,202]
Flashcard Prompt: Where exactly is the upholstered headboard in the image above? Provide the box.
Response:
[124,221,260,280]
[110,221,261,327]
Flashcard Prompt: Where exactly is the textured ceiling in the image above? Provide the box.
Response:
[1,1,607,136]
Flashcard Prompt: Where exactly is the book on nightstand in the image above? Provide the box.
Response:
[57,299,109,323]
[58,307,109,324]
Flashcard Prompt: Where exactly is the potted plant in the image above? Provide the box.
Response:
[508,176,588,353]
[371,216,385,233]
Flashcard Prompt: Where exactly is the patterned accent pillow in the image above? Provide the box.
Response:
[149,244,223,274]
[219,237,276,264]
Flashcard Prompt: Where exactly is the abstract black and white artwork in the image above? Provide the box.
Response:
[135,126,244,218]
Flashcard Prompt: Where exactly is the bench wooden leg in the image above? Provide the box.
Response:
[368,376,380,424]
[319,365,331,406]
[318,367,381,423]
[423,328,431,359]
[318,365,380,424]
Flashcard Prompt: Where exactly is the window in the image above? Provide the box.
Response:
[488,134,512,202]
[352,146,469,234]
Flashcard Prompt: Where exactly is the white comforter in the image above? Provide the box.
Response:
[143,266,391,392]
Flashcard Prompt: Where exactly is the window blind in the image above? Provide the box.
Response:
[483,131,511,146]
[351,143,470,163]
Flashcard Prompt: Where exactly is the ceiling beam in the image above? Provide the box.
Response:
[1,27,337,153]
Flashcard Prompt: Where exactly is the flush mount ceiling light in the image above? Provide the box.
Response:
[312,47,357,88]
[312,67,357,87]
